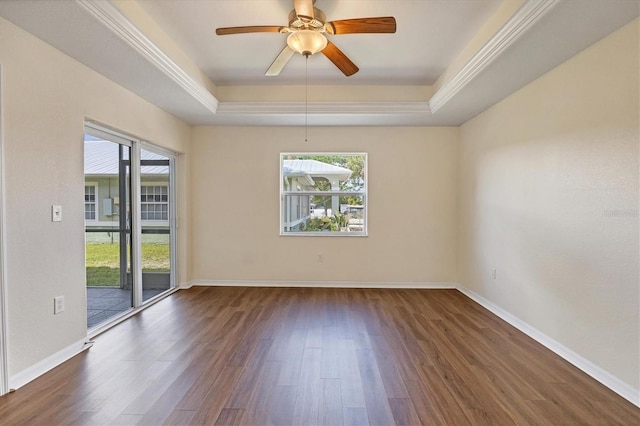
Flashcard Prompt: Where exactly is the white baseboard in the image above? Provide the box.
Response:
[178,280,194,289]
[9,338,93,391]
[457,286,640,407]
[186,279,457,289]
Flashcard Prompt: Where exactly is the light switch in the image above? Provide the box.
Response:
[51,205,62,222]
[54,296,64,314]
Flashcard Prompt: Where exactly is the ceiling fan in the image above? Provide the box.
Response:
[215,0,396,77]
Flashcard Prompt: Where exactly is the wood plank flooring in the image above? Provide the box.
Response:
[0,287,637,425]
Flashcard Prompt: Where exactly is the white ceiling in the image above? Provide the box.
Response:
[0,0,638,126]
[135,0,503,86]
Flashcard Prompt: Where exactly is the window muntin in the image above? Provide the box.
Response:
[140,185,168,221]
[84,184,97,221]
[280,153,367,236]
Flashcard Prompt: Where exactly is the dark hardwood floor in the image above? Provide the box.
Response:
[0,287,637,425]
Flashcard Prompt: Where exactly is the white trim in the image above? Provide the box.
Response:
[457,286,640,407]
[178,281,193,289]
[130,144,143,308]
[429,0,558,112]
[139,141,178,292]
[84,122,136,147]
[140,140,177,159]
[217,101,430,116]
[8,339,93,391]
[186,280,457,289]
[0,64,8,396]
[168,155,178,290]
[76,0,219,115]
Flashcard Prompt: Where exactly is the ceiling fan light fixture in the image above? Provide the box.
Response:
[287,30,327,56]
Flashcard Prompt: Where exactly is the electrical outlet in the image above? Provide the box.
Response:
[317,254,324,263]
[491,269,497,280]
[54,296,65,314]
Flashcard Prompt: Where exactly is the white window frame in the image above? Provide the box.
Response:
[140,184,169,222]
[280,152,368,237]
[84,182,98,222]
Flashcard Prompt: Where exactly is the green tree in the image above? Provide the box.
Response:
[344,155,365,190]
[290,154,366,211]
[294,154,364,194]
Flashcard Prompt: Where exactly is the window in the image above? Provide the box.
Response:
[140,185,168,221]
[84,184,97,221]
[280,153,367,236]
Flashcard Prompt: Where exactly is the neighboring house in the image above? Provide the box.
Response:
[84,140,170,231]
[84,140,172,290]
[282,159,352,231]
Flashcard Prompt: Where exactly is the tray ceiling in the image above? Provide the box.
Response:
[0,0,637,126]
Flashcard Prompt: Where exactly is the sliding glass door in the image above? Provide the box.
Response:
[84,133,133,328]
[140,147,175,302]
[84,126,177,330]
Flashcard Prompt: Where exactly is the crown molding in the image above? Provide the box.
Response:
[216,101,431,116]
[4,0,634,126]
[76,0,219,114]
[429,0,558,113]
[68,0,559,124]
[74,0,430,121]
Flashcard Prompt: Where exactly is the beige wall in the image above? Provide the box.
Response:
[459,18,639,391]
[190,126,459,285]
[0,17,191,375]
[1,5,638,403]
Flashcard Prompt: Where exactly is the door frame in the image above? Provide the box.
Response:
[140,141,178,292]
[84,123,177,335]
[84,123,137,329]
[0,64,9,395]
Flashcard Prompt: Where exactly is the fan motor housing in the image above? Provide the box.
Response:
[289,8,326,30]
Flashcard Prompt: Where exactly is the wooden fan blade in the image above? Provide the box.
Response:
[321,41,359,76]
[326,17,396,35]
[294,0,314,22]
[266,45,295,76]
[216,26,284,35]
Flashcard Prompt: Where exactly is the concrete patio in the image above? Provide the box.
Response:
[87,287,166,328]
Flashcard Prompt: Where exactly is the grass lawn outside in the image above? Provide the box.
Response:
[86,242,170,287]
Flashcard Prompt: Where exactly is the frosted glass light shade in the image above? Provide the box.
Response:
[287,30,327,56]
